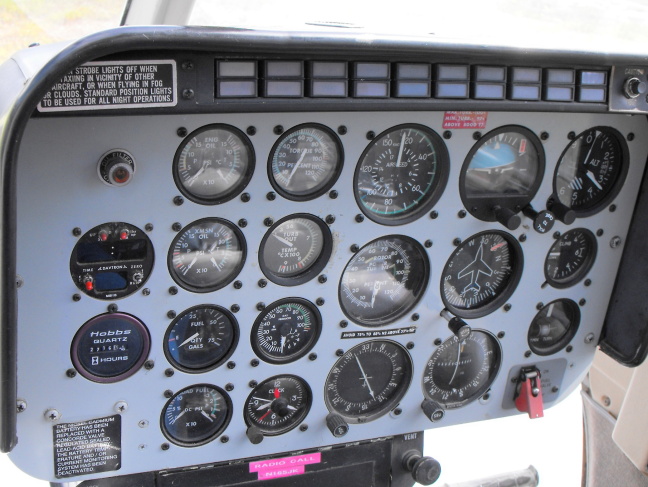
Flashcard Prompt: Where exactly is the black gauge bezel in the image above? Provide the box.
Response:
[163,305,239,373]
[422,329,502,409]
[167,217,247,293]
[243,375,312,436]
[160,384,232,447]
[440,230,524,319]
[258,213,333,286]
[268,123,344,201]
[353,123,450,226]
[551,126,629,217]
[338,234,430,327]
[459,125,545,223]
[528,299,581,356]
[251,298,322,364]
[544,228,597,289]
[172,123,255,205]
[324,340,413,423]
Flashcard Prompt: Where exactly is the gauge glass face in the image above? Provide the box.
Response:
[423,330,501,409]
[441,231,522,318]
[251,299,321,364]
[259,215,332,285]
[269,124,342,200]
[244,375,312,435]
[164,305,239,372]
[355,124,448,224]
[554,127,627,214]
[161,385,231,446]
[324,340,413,423]
[174,124,254,204]
[545,228,597,288]
[528,299,581,356]
[168,218,246,293]
[464,127,541,198]
[339,236,429,326]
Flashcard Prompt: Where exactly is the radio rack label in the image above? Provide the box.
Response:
[341,326,417,339]
[38,60,177,112]
[53,414,121,479]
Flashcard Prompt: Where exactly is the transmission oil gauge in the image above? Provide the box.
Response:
[355,124,449,225]
[164,305,239,372]
[259,214,333,286]
[325,340,413,423]
[269,124,343,200]
[339,235,429,326]
[244,375,312,439]
[545,228,597,288]
[168,218,246,293]
[441,230,523,319]
[173,124,255,205]
[423,330,501,409]
[251,298,322,364]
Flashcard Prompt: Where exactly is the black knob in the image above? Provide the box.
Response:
[547,200,576,225]
[271,397,290,417]
[447,317,471,340]
[97,150,136,186]
[246,426,264,444]
[326,413,349,438]
[403,451,441,486]
[421,399,445,422]
[624,77,647,99]
[522,205,555,234]
[493,206,521,230]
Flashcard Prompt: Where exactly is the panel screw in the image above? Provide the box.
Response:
[430,210,439,219]
[628,133,635,141]
[596,229,604,237]
[443,130,452,139]
[329,190,338,199]
[161,443,170,451]
[585,333,596,344]
[519,234,527,242]
[115,401,128,413]
[167,310,176,319]
[458,210,466,219]
[325,214,336,224]
[453,238,462,246]
[249,380,258,388]
[412,313,420,321]
[168,286,178,295]
[584,279,592,287]
[182,89,194,100]
[233,280,243,289]
[566,345,573,353]
[72,227,82,237]
[231,304,240,313]
[340,320,348,328]
[473,131,482,140]
[177,127,188,137]
[241,193,251,202]
[434,338,442,346]
[309,353,317,361]
[264,217,274,227]
[610,236,622,248]
[524,351,532,358]
[144,223,154,232]
[172,222,182,231]
[16,400,27,413]
[603,396,611,407]
[164,390,173,398]
[609,204,617,212]
[258,279,267,288]
[108,304,118,313]
[424,240,433,248]
[142,288,150,296]
[318,275,328,283]
[173,196,184,206]
[181,61,194,71]
[498,331,506,339]
[138,420,149,428]
[393,408,402,416]
[72,294,81,302]
[553,231,561,239]
[541,132,549,140]
[336,349,344,357]
[266,192,276,201]
[568,131,576,140]
[225,383,234,392]
[66,369,77,378]
[144,360,155,370]
[45,409,61,422]
[220,436,229,443]
[250,359,259,367]
[406,342,415,350]
[503,304,512,312]
[338,125,347,135]
[165,368,174,377]
[274,125,284,135]
[316,298,325,306]
[366,131,375,140]
[238,219,248,228]
[551,386,559,393]
[579,299,586,306]
[227,361,236,369]
[350,244,359,253]
[246,126,256,136]
[300,424,309,432]
[256,302,266,311]
[355,214,364,223]
[536,302,544,310]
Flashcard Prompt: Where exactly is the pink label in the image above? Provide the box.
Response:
[249,452,321,480]
[442,111,488,129]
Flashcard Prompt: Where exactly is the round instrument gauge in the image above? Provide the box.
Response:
[244,375,312,436]
[259,214,332,286]
[161,384,232,447]
[173,124,254,205]
[268,124,343,200]
[460,125,544,223]
[441,231,523,319]
[422,330,501,409]
[354,124,449,225]
[544,228,597,288]
[553,126,628,216]
[168,218,246,293]
[324,340,413,423]
[528,299,581,356]
[251,298,321,364]
[339,235,429,326]
[164,305,239,372]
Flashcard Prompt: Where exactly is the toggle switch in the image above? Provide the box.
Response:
[514,367,544,419]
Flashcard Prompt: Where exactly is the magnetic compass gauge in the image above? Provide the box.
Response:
[553,126,628,216]
[324,340,413,423]
[354,124,449,225]
[339,235,430,326]
[173,124,255,205]
[269,124,343,200]
[441,231,523,319]
[168,218,246,293]
[422,330,501,409]
[164,305,239,372]
[259,214,333,286]
[251,298,322,364]
[528,299,581,356]
[544,228,597,288]
[460,125,544,224]
[161,384,232,447]
[244,375,312,437]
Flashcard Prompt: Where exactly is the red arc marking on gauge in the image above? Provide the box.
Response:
[490,242,506,251]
